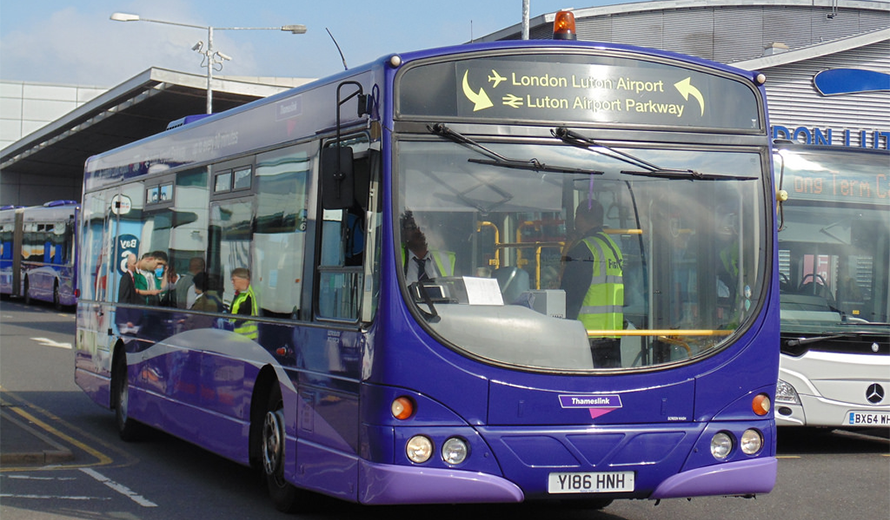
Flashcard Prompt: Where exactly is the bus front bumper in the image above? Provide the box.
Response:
[650,457,777,499]
[358,460,524,505]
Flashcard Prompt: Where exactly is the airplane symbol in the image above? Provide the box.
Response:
[502,94,524,108]
[488,70,507,88]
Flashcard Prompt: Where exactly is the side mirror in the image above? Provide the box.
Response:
[322,146,354,209]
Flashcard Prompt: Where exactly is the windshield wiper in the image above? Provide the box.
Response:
[429,123,603,176]
[552,126,758,181]
[619,169,759,181]
[784,333,861,347]
[552,126,661,171]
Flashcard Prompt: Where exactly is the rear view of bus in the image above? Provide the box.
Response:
[774,145,890,428]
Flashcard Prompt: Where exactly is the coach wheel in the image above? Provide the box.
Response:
[113,352,142,441]
[263,384,300,512]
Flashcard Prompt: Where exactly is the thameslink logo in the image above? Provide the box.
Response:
[559,394,623,420]
[276,96,303,120]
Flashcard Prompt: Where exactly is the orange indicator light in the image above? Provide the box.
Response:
[391,396,415,420]
[553,10,577,40]
[752,393,771,416]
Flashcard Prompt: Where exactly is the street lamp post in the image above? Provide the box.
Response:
[111,12,306,114]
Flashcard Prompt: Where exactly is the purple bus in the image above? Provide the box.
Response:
[0,200,79,309]
[75,27,779,512]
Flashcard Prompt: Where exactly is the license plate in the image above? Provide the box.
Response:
[548,471,635,494]
[846,412,890,426]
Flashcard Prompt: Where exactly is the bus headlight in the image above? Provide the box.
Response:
[441,437,469,465]
[710,432,733,460]
[741,429,763,455]
[406,435,433,464]
[775,379,801,405]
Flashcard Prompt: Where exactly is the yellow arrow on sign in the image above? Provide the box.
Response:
[462,70,494,111]
[674,77,705,116]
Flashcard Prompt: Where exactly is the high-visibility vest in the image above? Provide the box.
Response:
[577,233,624,336]
[720,243,739,277]
[231,286,259,340]
[402,245,456,279]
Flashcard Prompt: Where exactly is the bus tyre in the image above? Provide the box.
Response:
[53,283,61,311]
[263,384,299,512]
[113,353,142,441]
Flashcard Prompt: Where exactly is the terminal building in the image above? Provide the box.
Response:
[479,0,890,149]
[0,71,308,206]
[2,0,888,206]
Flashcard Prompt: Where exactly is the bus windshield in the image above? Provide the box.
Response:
[776,147,890,339]
[396,137,767,371]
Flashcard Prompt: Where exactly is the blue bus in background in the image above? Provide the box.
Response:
[75,15,779,512]
[0,200,79,309]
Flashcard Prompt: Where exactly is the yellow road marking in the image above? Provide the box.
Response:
[1,388,136,472]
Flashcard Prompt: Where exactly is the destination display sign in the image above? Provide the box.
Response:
[784,163,890,205]
[398,54,762,130]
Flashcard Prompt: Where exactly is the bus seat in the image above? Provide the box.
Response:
[494,266,530,304]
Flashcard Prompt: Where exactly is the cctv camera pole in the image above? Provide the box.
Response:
[110,13,307,114]
[522,0,530,40]
[206,26,214,114]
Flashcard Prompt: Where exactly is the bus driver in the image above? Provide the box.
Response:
[400,211,456,284]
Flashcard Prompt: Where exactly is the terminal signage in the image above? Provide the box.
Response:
[398,55,761,130]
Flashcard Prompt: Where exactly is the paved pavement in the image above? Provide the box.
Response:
[0,406,74,466]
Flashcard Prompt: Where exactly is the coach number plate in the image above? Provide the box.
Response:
[548,471,635,494]
[846,412,890,426]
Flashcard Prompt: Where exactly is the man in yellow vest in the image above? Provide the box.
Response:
[561,199,624,368]
[400,211,456,284]
[230,267,259,340]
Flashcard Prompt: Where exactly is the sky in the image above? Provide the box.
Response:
[0,0,641,87]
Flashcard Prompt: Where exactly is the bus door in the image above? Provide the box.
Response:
[77,187,123,377]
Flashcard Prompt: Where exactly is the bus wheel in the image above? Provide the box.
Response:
[113,352,142,441]
[263,384,299,512]
[23,278,31,305]
[53,283,61,311]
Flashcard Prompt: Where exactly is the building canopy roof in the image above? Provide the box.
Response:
[0,68,302,186]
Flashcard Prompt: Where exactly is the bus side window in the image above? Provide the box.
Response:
[254,145,311,318]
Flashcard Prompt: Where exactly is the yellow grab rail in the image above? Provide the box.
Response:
[586,329,733,337]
